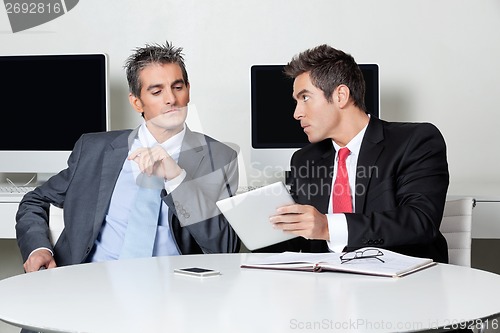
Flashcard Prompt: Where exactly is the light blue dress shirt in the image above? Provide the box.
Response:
[89,123,185,262]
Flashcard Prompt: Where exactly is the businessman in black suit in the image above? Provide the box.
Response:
[266,44,449,263]
[16,41,240,274]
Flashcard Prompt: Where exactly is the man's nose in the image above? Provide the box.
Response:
[164,89,176,105]
[293,104,303,120]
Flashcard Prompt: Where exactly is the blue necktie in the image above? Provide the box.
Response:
[120,174,163,259]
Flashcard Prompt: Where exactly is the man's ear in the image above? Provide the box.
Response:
[128,93,143,115]
[336,84,350,108]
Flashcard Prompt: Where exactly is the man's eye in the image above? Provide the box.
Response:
[152,90,161,96]
[173,85,183,91]
[302,95,310,102]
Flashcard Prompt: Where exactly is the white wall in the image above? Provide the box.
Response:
[1,0,499,196]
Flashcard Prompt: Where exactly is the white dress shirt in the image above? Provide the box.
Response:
[326,122,369,252]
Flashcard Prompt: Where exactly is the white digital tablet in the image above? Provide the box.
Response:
[216,182,298,251]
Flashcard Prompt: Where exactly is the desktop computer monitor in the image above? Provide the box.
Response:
[0,54,109,179]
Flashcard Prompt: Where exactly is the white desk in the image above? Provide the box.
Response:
[0,196,63,242]
[0,195,22,239]
[0,253,500,333]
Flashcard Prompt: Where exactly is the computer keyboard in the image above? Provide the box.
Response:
[0,186,36,196]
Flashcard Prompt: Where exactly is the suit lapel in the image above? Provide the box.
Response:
[308,140,335,213]
[177,126,207,175]
[92,130,133,239]
[355,117,384,213]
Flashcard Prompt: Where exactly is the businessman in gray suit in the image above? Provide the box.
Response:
[16,41,240,273]
[264,44,449,263]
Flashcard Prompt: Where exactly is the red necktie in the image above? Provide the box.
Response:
[333,147,352,213]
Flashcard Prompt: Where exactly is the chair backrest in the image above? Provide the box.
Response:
[49,204,64,246]
[440,197,475,267]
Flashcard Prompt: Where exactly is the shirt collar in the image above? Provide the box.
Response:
[331,115,370,157]
[138,121,186,160]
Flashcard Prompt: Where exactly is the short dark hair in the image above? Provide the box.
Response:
[124,41,189,97]
[284,44,366,111]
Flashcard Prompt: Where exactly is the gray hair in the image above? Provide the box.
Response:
[124,40,188,97]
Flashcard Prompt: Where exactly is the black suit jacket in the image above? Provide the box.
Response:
[16,126,240,266]
[257,117,449,263]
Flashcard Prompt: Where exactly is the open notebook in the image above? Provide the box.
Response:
[241,247,436,278]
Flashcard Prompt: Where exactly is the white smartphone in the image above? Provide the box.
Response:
[174,267,221,277]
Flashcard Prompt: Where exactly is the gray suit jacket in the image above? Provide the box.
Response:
[16,126,240,266]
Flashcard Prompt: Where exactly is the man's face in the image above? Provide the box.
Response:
[292,72,339,143]
[129,63,190,135]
